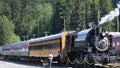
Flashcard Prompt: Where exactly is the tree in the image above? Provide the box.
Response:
[71,0,86,29]
[0,0,118,43]
[33,2,53,37]
[0,15,20,45]
[50,0,76,34]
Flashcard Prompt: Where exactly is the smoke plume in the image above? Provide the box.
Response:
[99,3,120,25]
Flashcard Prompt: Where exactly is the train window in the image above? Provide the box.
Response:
[29,42,60,50]
[45,43,60,49]
[2,49,10,51]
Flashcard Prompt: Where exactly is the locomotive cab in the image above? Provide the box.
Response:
[74,28,92,51]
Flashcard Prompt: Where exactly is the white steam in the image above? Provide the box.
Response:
[99,3,120,25]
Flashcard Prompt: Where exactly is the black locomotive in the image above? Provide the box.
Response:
[66,24,120,67]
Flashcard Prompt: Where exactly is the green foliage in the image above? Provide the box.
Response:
[8,0,53,38]
[72,0,86,29]
[0,0,119,45]
[33,2,53,37]
[0,15,20,45]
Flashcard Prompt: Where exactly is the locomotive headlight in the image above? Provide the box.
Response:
[102,32,106,36]
[95,37,110,51]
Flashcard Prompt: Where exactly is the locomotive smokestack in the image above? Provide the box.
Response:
[98,25,103,33]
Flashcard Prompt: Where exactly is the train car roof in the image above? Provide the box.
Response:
[12,41,28,46]
[2,41,28,47]
[28,33,62,43]
[28,31,74,44]
[2,43,12,49]
[75,28,92,41]
[77,28,92,35]
[109,32,120,37]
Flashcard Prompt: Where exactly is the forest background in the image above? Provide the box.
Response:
[0,0,119,45]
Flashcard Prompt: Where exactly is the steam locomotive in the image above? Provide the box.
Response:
[0,24,120,67]
[67,24,120,66]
